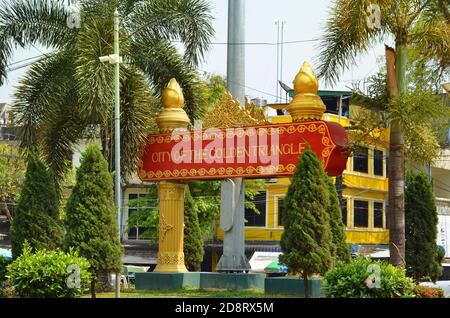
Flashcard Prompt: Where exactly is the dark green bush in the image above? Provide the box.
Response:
[7,243,91,298]
[322,257,415,298]
[405,170,442,282]
[64,145,122,297]
[0,255,11,283]
[11,155,63,258]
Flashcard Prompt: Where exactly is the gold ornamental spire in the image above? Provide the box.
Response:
[156,78,190,132]
[287,61,325,121]
[162,78,185,108]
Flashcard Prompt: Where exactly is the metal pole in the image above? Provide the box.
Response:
[227,0,245,103]
[280,21,286,103]
[217,0,250,273]
[114,9,121,299]
[275,20,280,103]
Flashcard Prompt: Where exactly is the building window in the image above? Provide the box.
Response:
[341,199,348,227]
[353,200,369,228]
[245,191,266,227]
[277,197,285,226]
[353,147,369,173]
[373,202,384,228]
[373,149,384,176]
[127,193,150,240]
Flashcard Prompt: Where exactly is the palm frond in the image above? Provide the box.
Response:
[38,87,84,184]
[12,50,75,154]
[127,0,214,66]
[116,68,158,179]
[388,89,450,163]
[408,16,450,70]
[79,0,120,20]
[74,17,115,124]
[315,0,393,86]
[131,38,208,121]
[351,71,390,112]
[0,0,76,85]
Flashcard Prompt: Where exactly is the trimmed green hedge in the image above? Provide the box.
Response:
[8,244,91,298]
[323,257,415,298]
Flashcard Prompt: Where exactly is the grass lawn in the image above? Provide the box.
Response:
[91,287,299,298]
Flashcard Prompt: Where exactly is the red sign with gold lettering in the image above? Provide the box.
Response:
[138,120,349,181]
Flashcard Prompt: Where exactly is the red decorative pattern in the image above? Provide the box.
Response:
[138,120,349,181]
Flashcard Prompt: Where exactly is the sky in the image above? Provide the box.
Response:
[0,0,388,104]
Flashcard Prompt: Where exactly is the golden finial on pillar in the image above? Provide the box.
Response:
[287,61,326,121]
[156,78,190,132]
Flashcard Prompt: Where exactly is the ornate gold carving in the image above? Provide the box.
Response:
[202,92,269,129]
[244,97,268,124]
[158,182,185,200]
[157,78,190,133]
[287,61,326,121]
[144,164,302,180]
[154,251,188,272]
[157,252,185,265]
[159,214,174,243]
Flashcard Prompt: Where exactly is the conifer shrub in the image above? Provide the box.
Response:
[279,148,334,297]
[184,187,204,271]
[64,145,122,297]
[10,155,64,258]
[405,170,443,282]
[325,176,351,263]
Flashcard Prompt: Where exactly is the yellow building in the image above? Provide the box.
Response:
[213,89,390,263]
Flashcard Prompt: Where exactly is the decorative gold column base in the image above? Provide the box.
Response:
[154,252,188,272]
[154,182,188,273]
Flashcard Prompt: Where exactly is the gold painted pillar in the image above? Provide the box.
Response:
[154,78,190,273]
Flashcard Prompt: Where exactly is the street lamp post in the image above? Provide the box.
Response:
[100,9,122,299]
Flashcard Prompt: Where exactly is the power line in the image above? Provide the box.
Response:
[127,18,319,45]
[203,39,320,46]
[7,54,47,67]
[199,68,280,99]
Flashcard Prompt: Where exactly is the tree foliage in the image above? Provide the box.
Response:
[127,179,266,244]
[326,176,351,263]
[126,186,159,243]
[10,155,63,258]
[0,143,26,221]
[63,144,122,297]
[317,0,449,86]
[184,187,204,271]
[4,0,214,182]
[405,170,443,282]
[202,73,227,113]
[317,0,450,266]
[279,149,333,297]
[351,70,450,165]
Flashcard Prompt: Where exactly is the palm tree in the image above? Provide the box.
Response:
[0,0,214,182]
[317,0,449,265]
